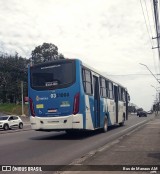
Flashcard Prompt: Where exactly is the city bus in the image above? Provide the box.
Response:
[28,58,130,133]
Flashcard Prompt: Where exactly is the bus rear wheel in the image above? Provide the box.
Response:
[119,121,124,126]
[119,114,125,126]
[102,117,108,133]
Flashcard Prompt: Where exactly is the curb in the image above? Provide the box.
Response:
[56,117,155,174]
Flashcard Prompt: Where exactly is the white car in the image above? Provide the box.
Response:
[0,115,23,130]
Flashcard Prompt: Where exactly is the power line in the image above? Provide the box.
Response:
[140,0,160,78]
[144,0,155,44]
[150,0,157,33]
[140,0,154,48]
[145,0,160,75]
[152,0,160,60]
[107,73,160,76]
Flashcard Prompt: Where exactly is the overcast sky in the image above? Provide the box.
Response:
[0,0,160,110]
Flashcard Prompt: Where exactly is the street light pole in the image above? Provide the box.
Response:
[140,63,160,115]
[151,85,160,102]
[140,63,160,84]
[151,85,160,116]
[21,81,25,116]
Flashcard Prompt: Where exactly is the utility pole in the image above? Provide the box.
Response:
[21,81,25,116]
[152,0,160,115]
[151,85,160,115]
[153,0,160,59]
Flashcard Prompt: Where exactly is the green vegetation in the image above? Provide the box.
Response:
[0,42,64,104]
[31,42,64,64]
[0,103,29,116]
[0,43,65,116]
[0,53,28,103]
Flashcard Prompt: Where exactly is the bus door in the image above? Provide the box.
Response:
[125,91,129,120]
[114,85,118,123]
[93,76,100,128]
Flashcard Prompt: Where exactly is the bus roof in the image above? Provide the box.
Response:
[79,60,128,91]
[30,58,128,91]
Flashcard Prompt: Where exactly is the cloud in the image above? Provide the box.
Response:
[0,0,159,110]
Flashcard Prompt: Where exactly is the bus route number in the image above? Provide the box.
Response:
[50,93,69,98]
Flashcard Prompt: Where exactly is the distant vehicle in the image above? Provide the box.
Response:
[0,115,23,130]
[137,111,147,117]
[147,110,152,114]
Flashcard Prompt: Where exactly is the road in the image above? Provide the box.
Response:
[0,114,155,167]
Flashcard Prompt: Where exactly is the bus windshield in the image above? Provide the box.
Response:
[30,60,76,90]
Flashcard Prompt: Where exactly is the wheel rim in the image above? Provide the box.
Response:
[4,125,8,130]
[20,123,23,128]
[104,119,107,132]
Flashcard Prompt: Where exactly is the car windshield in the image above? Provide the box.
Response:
[0,116,9,120]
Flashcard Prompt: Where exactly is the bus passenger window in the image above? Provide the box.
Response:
[108,81,113,99]
[82,68,93,95]
[122,89,126,101]
[100,77,107,98]
[118,87,125,101]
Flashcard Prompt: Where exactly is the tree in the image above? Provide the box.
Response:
[31,43,64,64]
[58,53,65,59]
[0,52,29,103]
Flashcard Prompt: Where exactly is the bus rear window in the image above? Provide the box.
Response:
[30,61,75,90]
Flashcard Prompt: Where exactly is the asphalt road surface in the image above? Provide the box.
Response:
[0,114,155,167]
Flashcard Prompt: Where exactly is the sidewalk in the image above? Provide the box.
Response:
[62,115,160,174]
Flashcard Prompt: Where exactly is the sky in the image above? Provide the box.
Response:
[0,0,160,111]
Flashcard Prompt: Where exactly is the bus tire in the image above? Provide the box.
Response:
[102,116,108,133]
[119,121,124,126]
[119,114,125,126]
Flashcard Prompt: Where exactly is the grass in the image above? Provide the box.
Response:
[0,103,29,116]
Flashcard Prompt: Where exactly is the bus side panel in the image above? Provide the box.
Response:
[73,60,86,129]
[125,91,129,120]
[84,95,94,130]
[107,99,116,126]
[79,62,95,130]
[118,101,126,123]
[99,98,108,128]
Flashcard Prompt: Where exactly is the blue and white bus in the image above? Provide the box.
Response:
[28,59,130,133]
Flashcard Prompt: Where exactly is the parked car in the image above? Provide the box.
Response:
[137,111,147,117]
[0,115,23,130]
